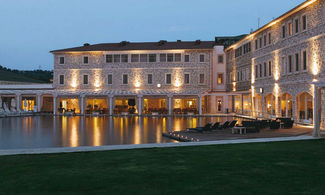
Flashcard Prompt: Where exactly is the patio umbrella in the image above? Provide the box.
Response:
[11,98,16,109]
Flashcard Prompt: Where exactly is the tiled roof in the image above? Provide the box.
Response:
[50,40,217,53]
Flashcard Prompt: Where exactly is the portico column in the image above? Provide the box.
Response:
[16,93,21,112]
[313,86,321,137]
[292,98,297,121]
[261,95,265,118]
[109,95,114,115]
[275,95,280,117]
[210,95,216,114]
[53,94,58,115]
[137,95,143,116]
[241,94,244,115]
[305,94,308,121]
[80,95,85,115]
[285,95,288,117]
[198,95,202,115]
[168,95,173,115]
[224,95,229,113]
[37,93,42,112]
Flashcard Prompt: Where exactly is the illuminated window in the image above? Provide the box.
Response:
[59,75,64,85]
[184,55,190,62]
[149,54,156,62]
[217,74,223,84]
[83,56,89,64]
[288,23,293,36]
[175,53,181,62]
[106,55,113,63]
[166,74,171,84]
[147,74,153,84]
[122,74,128,85]
[121,54,128,63]
[83,75,88,85]
[59,57,64,64]
[184,73,190,84]
[131,54,139,62]
[108,74,112,85]
[199,74,205,84]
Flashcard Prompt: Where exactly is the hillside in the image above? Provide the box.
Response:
[0,66,53,83]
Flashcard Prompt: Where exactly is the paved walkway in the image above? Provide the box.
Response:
[0,135,319,156]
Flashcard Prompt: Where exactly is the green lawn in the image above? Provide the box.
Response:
[1,140,325,194]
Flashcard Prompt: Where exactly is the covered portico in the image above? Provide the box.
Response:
[54,88,208,116]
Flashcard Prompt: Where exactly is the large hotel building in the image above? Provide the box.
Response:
[0,0,324,135]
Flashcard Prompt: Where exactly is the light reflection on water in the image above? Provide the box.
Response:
[0,116,238,149]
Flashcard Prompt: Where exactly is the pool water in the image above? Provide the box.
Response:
[0,116,239,149]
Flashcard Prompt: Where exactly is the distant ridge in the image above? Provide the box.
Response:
[0,65,52,83]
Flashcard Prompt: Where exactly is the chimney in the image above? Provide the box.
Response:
[158,40,167,46]
[195,40,201,45]
[83,43,90,46]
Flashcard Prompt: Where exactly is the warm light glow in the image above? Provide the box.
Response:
[134,81,141,88]
[274,50,280,81]
[274,83,280,97]
[93,69,102,88]
[174,79,181,87]
[157,84,161,88]
[232,82,236,92]
[70,69,79,88]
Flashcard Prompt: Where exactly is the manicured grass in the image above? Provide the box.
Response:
[1,140,325,194]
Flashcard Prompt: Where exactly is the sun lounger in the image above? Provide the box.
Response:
[228,120,238,128]
[188,123,212,133]
[218,121,230,129]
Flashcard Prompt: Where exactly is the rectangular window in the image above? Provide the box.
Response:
[269,61,272,76]
[122,74,128,84]
[295,19,299,33]
[218,55,224,63]
[295,53,299,71]
[255,65,258,78]
[147,74,153,84]
[288,23,293,36]
[149,54,156,62]
[199,54,205,62]
[218,74,224,84]
[184,55,190,62]
[288,55,292,73]
[237,72,239,82]
[121,54,128,63]
[59,57,64,64]
[282,26,286,38]
[131,54,139,62]
[302,15,307,30]
[255,39,258,50]
[184,74,190,84]
[140,54,148,62]
[83,75,88,85]
[59,75,64,85]
[160,54,166,62]
[268,33,271,44]
[199,74,205,84]
[282,57,286,75]
[108,74,113,85]
[113,54,120,63]
[83,56,88,64]
[303,51,307,70]
[167,54,174,62]
[264,35,267,46]
[106,55,113,63]
[240,71,242,81]
[259,38,262,48]
[175,53,181,62]
[264,62,267,77]
[259,64,262,78]
[166,74,171,84]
